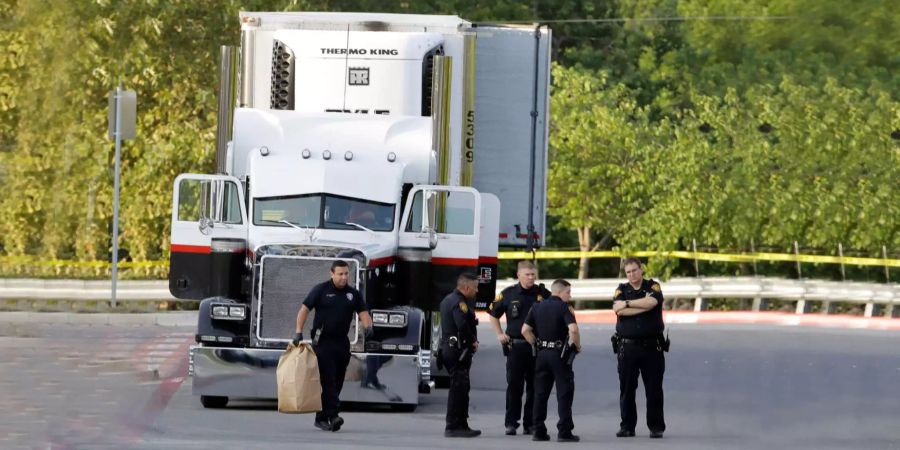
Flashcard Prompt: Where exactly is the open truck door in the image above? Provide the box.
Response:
[398,185,500,310]
[169,174,248,300]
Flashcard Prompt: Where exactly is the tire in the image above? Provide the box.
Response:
[200,395,228,409]
[392,403,417,412]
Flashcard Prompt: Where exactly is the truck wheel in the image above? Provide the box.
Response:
[392,403,417,412]
[200,395,228,409]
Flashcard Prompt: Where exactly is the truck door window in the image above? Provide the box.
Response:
[221,181,243,224]
[404,190,424,232]
[435,191,475,235]
[177,179,208,222]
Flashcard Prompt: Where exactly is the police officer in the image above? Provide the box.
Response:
[521,279,581,443]
[440,273,481,438]
[611,257,667,438]
[489,260,550,436]
[293,260,373,432]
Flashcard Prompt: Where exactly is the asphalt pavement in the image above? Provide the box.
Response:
[1,316,898,449]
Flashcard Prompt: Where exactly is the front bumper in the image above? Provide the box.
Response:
[190,346,422,405]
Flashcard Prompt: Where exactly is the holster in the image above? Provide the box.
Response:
[502,343,510,357]
[660,335,671,352]
[611,334,621,354]
[561,342,579,365]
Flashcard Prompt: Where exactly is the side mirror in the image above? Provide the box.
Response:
[425,227,438,250]
[198,217,214,235]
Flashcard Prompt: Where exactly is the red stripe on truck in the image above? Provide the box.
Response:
[170,244,211,254]
[432,257,479,267]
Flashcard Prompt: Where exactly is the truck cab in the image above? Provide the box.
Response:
[168,12,550,410]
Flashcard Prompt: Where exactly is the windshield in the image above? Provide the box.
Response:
[254,194,394,232]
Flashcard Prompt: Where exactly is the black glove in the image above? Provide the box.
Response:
[292,332,303,346]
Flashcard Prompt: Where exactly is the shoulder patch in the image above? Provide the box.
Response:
[651,283,661,293]
[536,295,543,302]
[495,292,503,302]
[613,289,621,298]
[459,301,469,314]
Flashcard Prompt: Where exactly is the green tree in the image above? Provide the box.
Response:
[548,63,662,278]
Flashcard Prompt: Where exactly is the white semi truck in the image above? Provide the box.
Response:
[169,12,551,410]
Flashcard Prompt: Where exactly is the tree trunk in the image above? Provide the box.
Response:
[577,226,591,279]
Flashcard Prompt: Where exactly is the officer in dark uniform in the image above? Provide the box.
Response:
[521,279,581,443]
[440,272,482,438]
[612,257,667,439]
[489,260,550,436]
[293,260,373,432]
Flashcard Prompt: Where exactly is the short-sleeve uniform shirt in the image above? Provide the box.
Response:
[303,280,368,341]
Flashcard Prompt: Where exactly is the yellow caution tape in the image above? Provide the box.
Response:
[2,248,897,270]
[0,256,168,269]
[499,250,900,267]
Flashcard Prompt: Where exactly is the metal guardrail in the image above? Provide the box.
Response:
[497,277,899,317]
[1,277,897,318]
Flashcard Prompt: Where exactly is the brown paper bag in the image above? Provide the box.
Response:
[277,342,322,413]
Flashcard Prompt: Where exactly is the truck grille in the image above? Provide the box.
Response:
[256,256,359,342]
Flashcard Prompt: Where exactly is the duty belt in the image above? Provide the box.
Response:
[509,338,529,345]
[537,340,564,349]
[619,336,659,345]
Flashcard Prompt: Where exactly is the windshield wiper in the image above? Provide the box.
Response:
[345,222,376,234]
[326,221,376,236]
[278,219,319,241]
[278,219,304,230]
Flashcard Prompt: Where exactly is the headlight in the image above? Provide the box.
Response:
[388,313,407,326]
[229,307,246,319]
[372,312,389,324]
[212,306,228,317]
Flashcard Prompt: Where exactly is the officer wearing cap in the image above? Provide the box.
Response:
[440,272,481,438]
[521,279,581,443]
[611,257,667,439]
[293,260,373,432]
[489,260,550,436]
